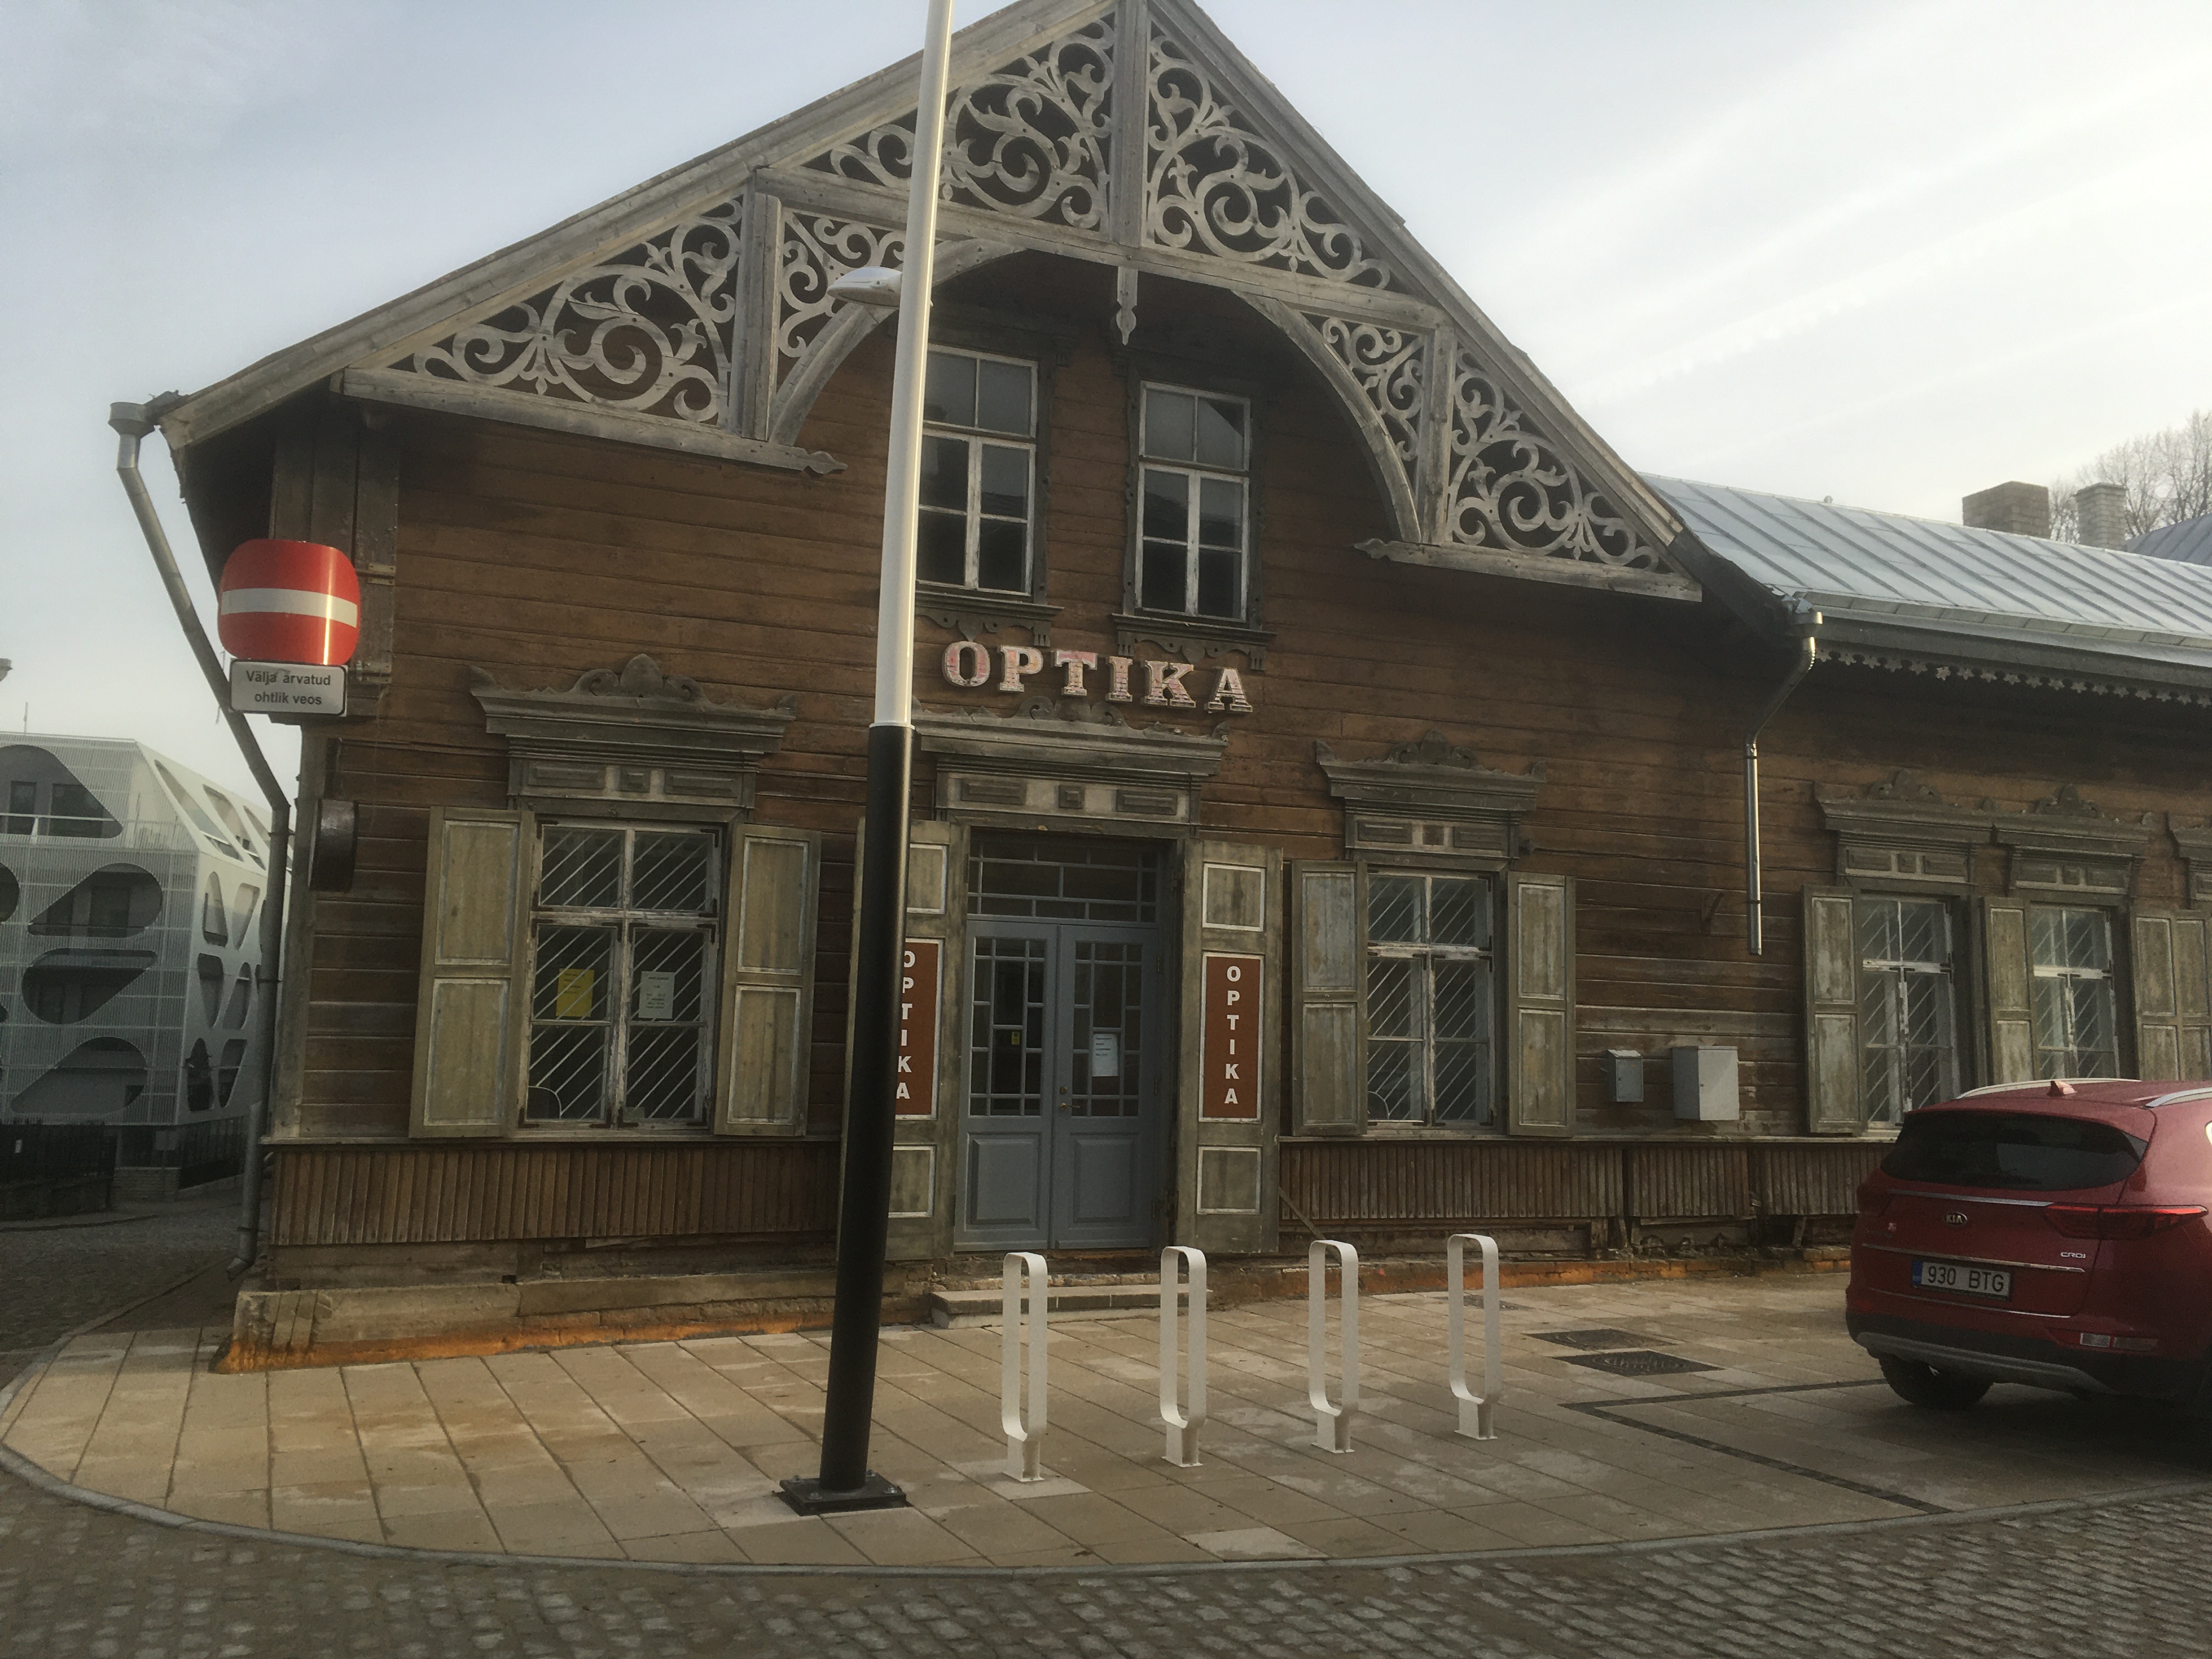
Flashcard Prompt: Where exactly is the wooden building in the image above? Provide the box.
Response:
[150,0,2212,1322]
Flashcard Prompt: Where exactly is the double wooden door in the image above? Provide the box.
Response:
[956,918,1165,1250]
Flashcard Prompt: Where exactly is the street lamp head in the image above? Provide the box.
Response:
[827,266,903,308]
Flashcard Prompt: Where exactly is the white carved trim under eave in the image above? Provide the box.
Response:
[1314,732,1543,865]
[805,10,1117,233]
[385,198,744,426]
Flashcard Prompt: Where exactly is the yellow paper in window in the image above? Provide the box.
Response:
[555,967,595,1019]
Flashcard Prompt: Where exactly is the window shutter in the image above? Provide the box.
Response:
[409,806,529,1137]
[1176,840,1283,1254]
[2132,909,2212,1081]
[1504,871,1575,1136]
[1291,860,1362,1136]
[714,824,821,1136]
[1980,896,2035,1084]
[1803,886,1863,1134]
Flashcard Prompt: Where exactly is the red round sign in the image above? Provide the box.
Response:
[218,540,360,666]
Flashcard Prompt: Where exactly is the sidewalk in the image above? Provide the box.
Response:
[3,1271,2201,1569]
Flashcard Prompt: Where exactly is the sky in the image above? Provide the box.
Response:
[3,0,2210,798]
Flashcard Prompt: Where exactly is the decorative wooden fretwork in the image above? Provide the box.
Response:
[1145,26,1403,291]
[806,15,1116,232]
[1305,314,1423,503]
[1445,348,1660,568]
[776,215,906,381]
[407,199,743,424]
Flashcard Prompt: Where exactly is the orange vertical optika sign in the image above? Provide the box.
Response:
[1200,952,1262,1119]
[895,939,940,1116]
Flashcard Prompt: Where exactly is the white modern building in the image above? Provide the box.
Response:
[1,734,270,1197]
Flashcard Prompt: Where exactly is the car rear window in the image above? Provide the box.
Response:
[1882,1111,2147,1192]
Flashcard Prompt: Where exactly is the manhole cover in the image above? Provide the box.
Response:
[1533,1328,1649,1351]
[1563,1350,1718,1378]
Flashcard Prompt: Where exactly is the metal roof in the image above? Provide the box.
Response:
[2130,513,2212,567]
[1649,476,2212,674]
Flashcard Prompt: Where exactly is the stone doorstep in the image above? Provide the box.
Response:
[213,1252,1846,1374]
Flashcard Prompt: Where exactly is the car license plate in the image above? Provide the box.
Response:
[1912,1260,2012,1300]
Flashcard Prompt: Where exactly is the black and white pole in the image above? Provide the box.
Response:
[778,0,956,1518]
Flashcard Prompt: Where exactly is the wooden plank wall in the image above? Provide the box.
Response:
[290,250,2212,1183]
[267,1141,839,1246]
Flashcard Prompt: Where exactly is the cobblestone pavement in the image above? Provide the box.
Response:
[2,1451,2209,1657]
[0,1195,236,1380]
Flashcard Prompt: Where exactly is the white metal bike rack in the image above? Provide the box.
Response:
[1307,1238,1359,1453]
[1446,1233,1502,1440]
[1159,1245,1206,1467]
[1002,1251,1048,1481]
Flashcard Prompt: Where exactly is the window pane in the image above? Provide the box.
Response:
[1196,549,1238,618]
[1196,398,1245,469]
[1367,1038,1417,1120]
[540,827,622,908]
[1145,388,1194,461]
[631,832,713,914]
[979,444,1029,519]
[1432,1041,1491,1125]
[2067,909,2110,971]
[1429,878,1489,948]
[2070,979,2117,1073]
[924,351,976,427]
[919,433,967,511]
[2030,906,2063,969]
[1142,467,1188,540]
[1369,875,1423,944]
[2032,977,2068,1070]
[1141,541,1188,612]
[1898,900,1948,967]
[976,520,1026,594]
[1857,897,1901,965]
[1432,958,1491,1043]
[631,928,706,1024]
[1367,955,1416,1039]
[526,1025,606,1120]
[625,1027,704,1121]
[533,925,612,1022]
[977,358,1033,435]
[1198,477,1243,548]
[917,510,967,585]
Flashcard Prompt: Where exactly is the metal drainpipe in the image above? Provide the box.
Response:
[1743,610,1821,957]
[110,399,292,1276]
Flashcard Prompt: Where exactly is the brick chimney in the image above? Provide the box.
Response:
[2074,481,2129,549]
[1962,481,2052,538]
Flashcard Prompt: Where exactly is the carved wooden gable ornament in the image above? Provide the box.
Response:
[159,0,1695,605]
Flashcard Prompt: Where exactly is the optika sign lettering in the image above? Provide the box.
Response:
[941,642,1254,714]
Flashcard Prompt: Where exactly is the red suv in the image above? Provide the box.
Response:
[1848,1080,2212,1410]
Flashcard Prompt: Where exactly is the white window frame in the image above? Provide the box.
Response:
[1138,381,1251,621]
[1857,894,1962,1125]
[918,346,1038,597]
[1363,868,1499,1130]
[2029,903,2120,1079]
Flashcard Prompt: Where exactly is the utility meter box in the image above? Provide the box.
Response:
[1602,1048,1645,1104]
[1671,1046,1741,1121]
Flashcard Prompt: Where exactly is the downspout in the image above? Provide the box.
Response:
[109,399,292,1276]
[1743,606,1821,957]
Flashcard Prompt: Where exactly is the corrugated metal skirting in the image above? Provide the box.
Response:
[1279,1141,1623,1223]
[1627,1145,1752,1220]
[1751,1142,1886,1217]
[268,1141,840,1247]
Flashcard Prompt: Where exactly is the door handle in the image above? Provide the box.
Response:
[1058,1085,1070,1114]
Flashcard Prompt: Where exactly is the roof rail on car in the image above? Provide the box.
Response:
[1953,1078,2135,1098]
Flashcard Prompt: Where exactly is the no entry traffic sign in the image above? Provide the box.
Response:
[218,539,360,665]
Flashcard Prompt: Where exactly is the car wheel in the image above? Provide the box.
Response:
[1879,1356,1991,1410]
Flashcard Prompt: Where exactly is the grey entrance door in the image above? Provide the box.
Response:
[957,919,1164,1250]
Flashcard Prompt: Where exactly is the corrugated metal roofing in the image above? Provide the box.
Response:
[1649,476,2212,668]
[2130,514,2212,567]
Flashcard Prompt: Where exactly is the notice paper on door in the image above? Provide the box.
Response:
[1090,1030,1122,1078]
[636,971,676,1021]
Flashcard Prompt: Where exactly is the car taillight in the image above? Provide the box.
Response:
[2043,1204,2208,1240]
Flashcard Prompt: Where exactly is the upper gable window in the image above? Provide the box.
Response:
[1139,385,1250,622]
[919,348,1036,596]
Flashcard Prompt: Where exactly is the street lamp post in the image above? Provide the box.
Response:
[777,0,956,1517]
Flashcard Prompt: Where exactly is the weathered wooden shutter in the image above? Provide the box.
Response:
[2132,910,2212,1081]
[1291,861,1362,1136]
[1981,896,2036,1084]
[1803,886,1863,1133]
[714,824,821,1136]
[1504,871,1575,1136]
[409,806,530,1137]
[1176,840,1283,1254]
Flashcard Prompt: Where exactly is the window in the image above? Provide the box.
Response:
[526,823,719,1125]
[1365,871,1495,1126]
[1857,897,1960,1123]
[2031,906,2119,1078]
[918,348,1036,595]
[1139,384,1250,619]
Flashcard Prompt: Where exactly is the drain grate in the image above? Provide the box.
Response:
[1564,1350,1718,1378]
[1533,1328,1649,1351]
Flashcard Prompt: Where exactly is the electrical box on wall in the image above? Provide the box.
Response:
[1602,1048,1645,1104]
[1671,1046,1741,1121]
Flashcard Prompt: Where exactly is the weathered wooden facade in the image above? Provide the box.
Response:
[154,0,2212,1299]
